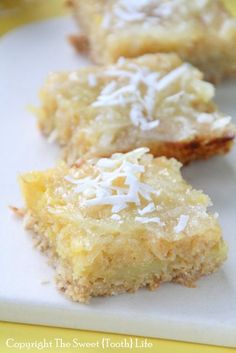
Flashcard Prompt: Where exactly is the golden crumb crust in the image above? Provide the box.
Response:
[147,134,235,164]
[21,210,227,303]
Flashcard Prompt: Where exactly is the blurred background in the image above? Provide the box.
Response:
[0,0,236,37]
[0,0,65,35]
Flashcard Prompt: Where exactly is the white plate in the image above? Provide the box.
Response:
[0,16,236,348]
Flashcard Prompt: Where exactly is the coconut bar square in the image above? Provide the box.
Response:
[20,148,227,303]
[36,54,235,164]
[69,0,236,82]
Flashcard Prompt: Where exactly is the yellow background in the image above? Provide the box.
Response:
[0,1,236,352]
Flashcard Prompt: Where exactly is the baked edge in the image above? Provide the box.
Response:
[21,210,227,304]
[62,132,235,165]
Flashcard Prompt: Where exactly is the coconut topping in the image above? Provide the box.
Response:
[62,149,216,234]
[92,61,192,131]
[102,0,214,30]
[64,149,203,233]
[174,214,189,233]
[65,148,164,222]
[85,57,232,137]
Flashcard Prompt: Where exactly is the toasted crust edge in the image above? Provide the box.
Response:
[22,211,226,303]
[147,133,235,165]
[68,34,90,54]
[62,132,235,165]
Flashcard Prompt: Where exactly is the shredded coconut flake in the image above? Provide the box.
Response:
[88,74,97,87]
[114,6,145,22]
[138,202,156,215]
[212,116,231,130]
[154,64,190,92]
[197,113,214,124]
[96,158,118,168]
[135,216,163,225]
[111,214,122,221]
[174,214,189,234]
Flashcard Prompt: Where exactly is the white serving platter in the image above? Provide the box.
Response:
[0,16,236,348]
